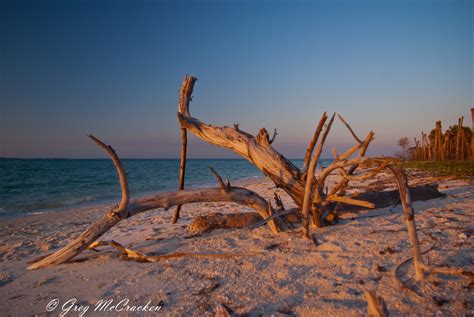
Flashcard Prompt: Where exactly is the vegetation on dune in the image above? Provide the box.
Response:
[403,161,474,179]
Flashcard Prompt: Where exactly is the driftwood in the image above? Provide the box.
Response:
[364,290,389,317]
[471,108,474,161]
[29,74,470,303]
[27,136,280,270]
[173,77,196,223]
[87,240,256,263]
[388,166,425,280]
[177,76,386,233]
[333,184,445,213]
[187,212,262,235]
[28,76,405,268]
[389,167,470,294]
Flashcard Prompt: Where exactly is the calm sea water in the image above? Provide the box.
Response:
[0,158,331,218]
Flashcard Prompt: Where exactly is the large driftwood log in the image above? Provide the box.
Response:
[177,76,383,229]
[177,77,308,207]
[28,136,280,270]
[331,184,445,213]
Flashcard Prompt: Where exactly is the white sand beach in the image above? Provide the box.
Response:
[0,170,472,316]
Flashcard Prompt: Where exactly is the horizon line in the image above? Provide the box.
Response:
[0,157,327,161]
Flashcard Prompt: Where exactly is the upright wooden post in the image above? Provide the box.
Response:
[461,116,465,160]
[444,130,451,160]
[428,132,435,161]
[423,132,430,161]
[435,121,443,161]
[173,76,197,223]
[471,108,474,161]
[413,138,419,160]
[456,117,461,160]
[421,132,426,161]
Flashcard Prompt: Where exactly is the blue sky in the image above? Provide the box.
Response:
[1,0,472,158]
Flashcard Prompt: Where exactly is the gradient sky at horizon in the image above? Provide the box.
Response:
[1,0,472,158]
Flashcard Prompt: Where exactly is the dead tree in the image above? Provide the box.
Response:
[444,130,452,160]
[177,76,388,231]
[420,132,427,161]
[456,116,464,160]
[422,132,431,161]
[172,77,196,223]
[434,121,443,161]
[413,138,420,161]
[471,108,474,161]
[30,74,465,291]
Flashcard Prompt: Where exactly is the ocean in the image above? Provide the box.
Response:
[0,158,331,218]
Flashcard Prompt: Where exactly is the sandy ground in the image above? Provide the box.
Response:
[0,170,473,316]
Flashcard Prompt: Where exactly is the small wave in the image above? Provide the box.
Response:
[63,195,98,206]
[28,210,55,216]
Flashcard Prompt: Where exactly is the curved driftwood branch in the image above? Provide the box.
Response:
[28,133,281,270]
[88,135,130,218]
[28,184,279,270]
[389,166,471,285]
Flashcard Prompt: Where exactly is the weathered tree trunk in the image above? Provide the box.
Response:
[413,138,420,161]
[173,127,188,223]
[435,121,443,161]
[420,132,426,161]
[173,78,196,223]
[460,116,465,160]
[444,130,451,160]
[177,76,308,208]
[423,132,431,161]
[456,116,463,160]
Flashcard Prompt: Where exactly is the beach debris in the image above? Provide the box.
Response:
[87,240,256,263]
[364,289,389,317]
[27,148,276,270]
[187,212,261,235]
[172,76,196,224]
[27,76,471,307]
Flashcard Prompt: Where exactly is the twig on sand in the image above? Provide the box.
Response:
[87,240,257,262]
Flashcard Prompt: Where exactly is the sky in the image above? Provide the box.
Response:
[1,0,472,158]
